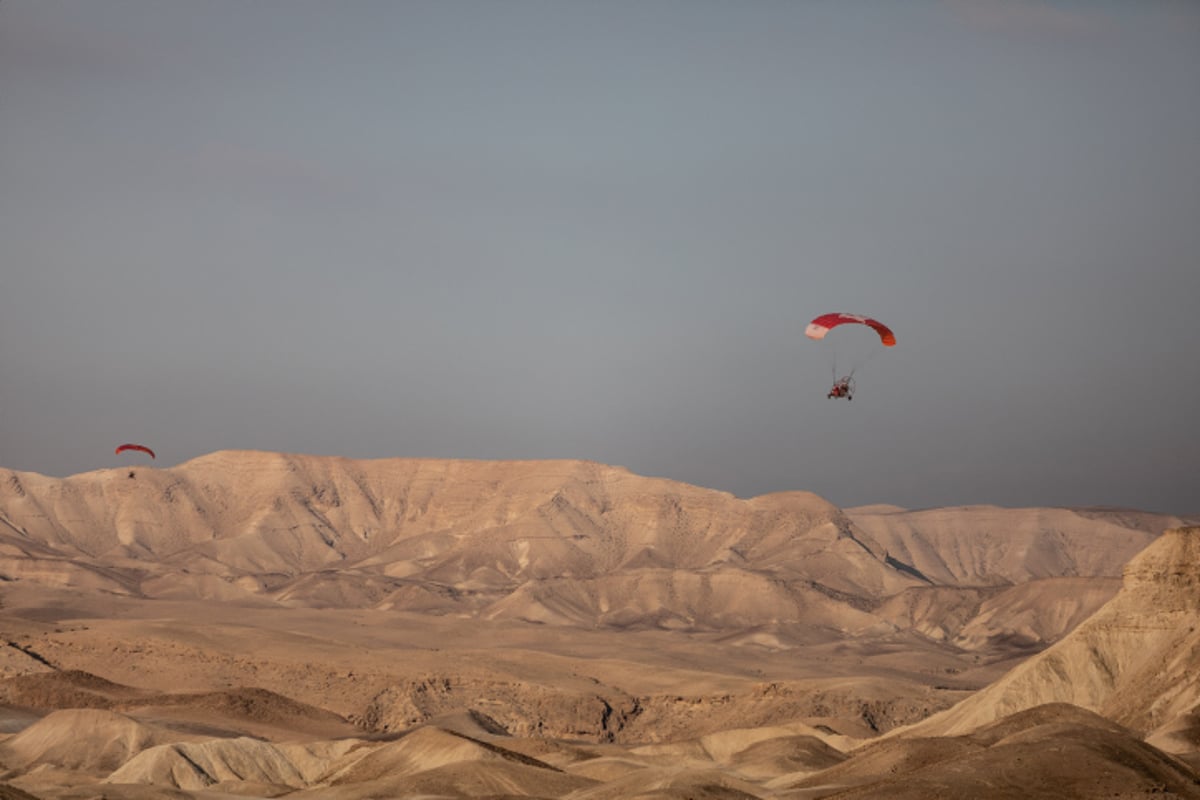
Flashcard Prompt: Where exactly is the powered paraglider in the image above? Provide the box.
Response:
[806,313,895,400]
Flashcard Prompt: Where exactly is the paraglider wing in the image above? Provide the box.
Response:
[805,313,896,347]
[115,443,155,459]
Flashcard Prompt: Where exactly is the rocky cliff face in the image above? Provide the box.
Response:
[358,674,952,743]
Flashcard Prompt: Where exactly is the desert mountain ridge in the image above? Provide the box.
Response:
[0,451,1198,798]
[1,450,1190,647]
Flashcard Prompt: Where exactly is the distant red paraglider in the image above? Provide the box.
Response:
[115,443,155,459]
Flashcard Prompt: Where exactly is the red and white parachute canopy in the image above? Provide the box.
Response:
[805,313,896,347]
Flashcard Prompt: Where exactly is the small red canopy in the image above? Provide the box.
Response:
[115,443,155,459]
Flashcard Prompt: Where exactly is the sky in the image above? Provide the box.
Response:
[1,1,1198,514]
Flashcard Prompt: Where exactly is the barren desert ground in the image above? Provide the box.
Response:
[0,451,1197,799]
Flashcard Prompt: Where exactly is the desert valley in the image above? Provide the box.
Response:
[0,449,1196,799]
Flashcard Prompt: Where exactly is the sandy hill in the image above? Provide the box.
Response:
[784,703,1200,799]
[891,526,1200,755]
[841,503,1193,654]
[106,735,362,791]
[0,669,148,710]
[122,726,603,800]
[845,504,1189,585]
[873,576,1124,653]
[0,670,356,743]
[0,708,188,775]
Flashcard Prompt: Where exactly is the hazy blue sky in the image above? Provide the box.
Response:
[2,1,1197,513]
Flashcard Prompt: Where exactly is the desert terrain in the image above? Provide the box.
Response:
[0,450,1196,798]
